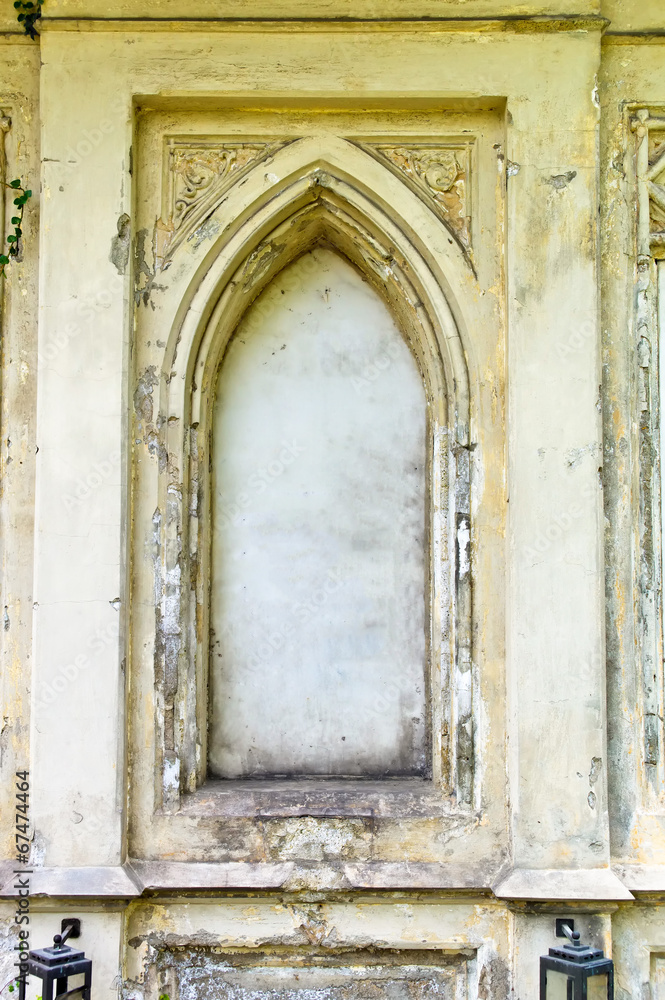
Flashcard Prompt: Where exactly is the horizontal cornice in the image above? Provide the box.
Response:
[38,15,609,32]
[0,861,642,901]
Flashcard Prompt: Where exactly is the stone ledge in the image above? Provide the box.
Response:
[133,861,498,893]
[344,862,497,890]
[35,0,604,27]
[0,861,498,897]
[0,865,142,898]
[179,778,462,820]
[612,864,665,895]
[0,862,637,899]
[493,867,634,901]
[130,861,294,891]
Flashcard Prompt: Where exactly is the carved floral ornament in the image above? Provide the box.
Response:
[156,139,291,264]
[156,138,472,266]
[357,143,471,250]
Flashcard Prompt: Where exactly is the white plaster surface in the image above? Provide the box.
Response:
[209,249,427,778]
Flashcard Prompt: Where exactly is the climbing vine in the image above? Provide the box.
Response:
[0,179,31,280]
[14,0,43,39]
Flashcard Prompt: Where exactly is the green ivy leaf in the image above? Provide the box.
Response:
[14,228,22,237]
[0,255,9,265]
[9,179,21,188]
[11,217,20,225]
[24,190,31,198]
[7,235,16,243]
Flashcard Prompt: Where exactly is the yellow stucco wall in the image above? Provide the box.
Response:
[0,3,663,999]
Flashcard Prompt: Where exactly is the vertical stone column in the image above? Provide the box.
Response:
[504,32,612,879]
[0,39,40,879]
[30,34,131,867]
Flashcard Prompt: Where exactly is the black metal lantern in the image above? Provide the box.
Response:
[540,919,614,999]
[18,920,91,1000]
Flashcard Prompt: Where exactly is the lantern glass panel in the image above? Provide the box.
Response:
[544,971,574,999]
[588,974,609,999]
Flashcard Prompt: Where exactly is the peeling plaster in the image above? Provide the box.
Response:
[134,366,159,427]
[110,212,131,274]
[544,170,577,189]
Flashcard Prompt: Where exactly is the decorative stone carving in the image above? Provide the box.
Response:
[157,139,288,265]
[357,142,471,250]
[648,127,665,255]
[634,110,665,260]
[632,109,665,793]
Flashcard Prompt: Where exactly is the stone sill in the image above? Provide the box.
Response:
[178,777,461,820]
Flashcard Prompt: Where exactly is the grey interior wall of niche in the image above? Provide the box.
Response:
[209,248,429,780]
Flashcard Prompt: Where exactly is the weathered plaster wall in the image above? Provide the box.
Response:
[127,102,504,860]
[0,34,40,867]
[123,897,512,1000]
[601,37,665,860]
[0,4,663,1000]
[602,0,665,35]
[29,16,605,876]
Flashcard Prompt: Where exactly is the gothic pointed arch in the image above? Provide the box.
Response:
[141,136,474,805]
[160,136,471,448]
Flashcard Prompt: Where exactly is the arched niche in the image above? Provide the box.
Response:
[209,247,428,779]
[151,142,472,804]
